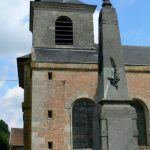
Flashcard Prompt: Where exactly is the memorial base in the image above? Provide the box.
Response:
[99,101,139,150]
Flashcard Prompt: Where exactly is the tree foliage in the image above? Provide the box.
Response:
[0,120,10,150]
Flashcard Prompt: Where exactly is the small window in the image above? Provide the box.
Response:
[55,16,73,45]
[48,72,53,80]
[48,142,53,149]
[48,111,53,119]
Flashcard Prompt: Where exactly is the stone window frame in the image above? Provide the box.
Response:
[71,98,95,150]
[55,16,73,45]
[132,98,150,148]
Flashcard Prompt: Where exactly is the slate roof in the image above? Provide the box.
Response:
[34,48,98,64]
[17,54,31,60]
[122,45,150,66]
[9,128,24,147]
[18,46,150,66]
[36,0,85,4]
[32,46,150,66]
[63,0,84,4]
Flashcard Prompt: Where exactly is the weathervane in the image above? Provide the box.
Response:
[102,0,112,7]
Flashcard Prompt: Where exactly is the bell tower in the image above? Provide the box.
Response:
[30,0,96,50]
[19,1,97,150]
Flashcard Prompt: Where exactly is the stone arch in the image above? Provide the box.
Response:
[71,98,95,149]
[131,98,150,147]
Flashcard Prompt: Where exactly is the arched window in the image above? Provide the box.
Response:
[55,16,73,45]
[72,99,95,149]
[131,101,147,146]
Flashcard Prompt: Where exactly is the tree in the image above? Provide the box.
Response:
[0,120,10,150]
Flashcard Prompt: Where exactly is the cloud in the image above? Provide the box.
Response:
[0,86,24,129]
[0,0,32,59]
[0,0,31,129]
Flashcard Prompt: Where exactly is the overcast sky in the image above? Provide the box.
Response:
[0,0,150,129]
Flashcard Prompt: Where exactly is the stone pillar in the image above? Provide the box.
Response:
[96,1,139,150]
[22,62,32,150]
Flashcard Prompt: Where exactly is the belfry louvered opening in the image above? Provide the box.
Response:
[55,16,73,45]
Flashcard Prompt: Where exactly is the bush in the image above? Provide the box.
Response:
[0,120,10,150]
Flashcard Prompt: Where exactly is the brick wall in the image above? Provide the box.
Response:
[126,72,150,105]
[30,65,150,150]
[31,70,98,150]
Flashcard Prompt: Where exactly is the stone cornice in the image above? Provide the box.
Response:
[31,62,150,73]
[31,1,96,12]
[125,66,150,73]
[31,62,98,71]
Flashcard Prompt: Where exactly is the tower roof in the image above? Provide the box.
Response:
[35,0,85,4]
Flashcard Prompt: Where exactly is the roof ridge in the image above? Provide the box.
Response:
[11,128,23,130]
[122,45,150,48]
[35,0,85,4]
[63,0,85,4]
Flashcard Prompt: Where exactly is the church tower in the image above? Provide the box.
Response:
[17,0,149,150]
[18,0,97,150]
[30,0,96,50]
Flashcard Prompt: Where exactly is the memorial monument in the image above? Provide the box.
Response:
[97,0,139,150]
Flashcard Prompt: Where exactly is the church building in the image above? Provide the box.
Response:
[17,0,150,150]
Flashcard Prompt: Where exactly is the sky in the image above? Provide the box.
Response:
[0,0,150,129]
